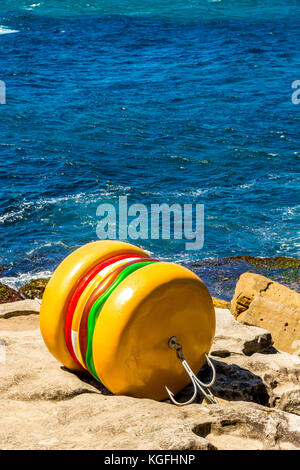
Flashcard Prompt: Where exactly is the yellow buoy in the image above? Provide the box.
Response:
[40,240,216,404]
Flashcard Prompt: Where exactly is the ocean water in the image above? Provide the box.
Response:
[0,1,299,294]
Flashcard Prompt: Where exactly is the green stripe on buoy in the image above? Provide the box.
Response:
[85,260,158,380]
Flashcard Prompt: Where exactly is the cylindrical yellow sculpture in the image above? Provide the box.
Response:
[40,240,215,401]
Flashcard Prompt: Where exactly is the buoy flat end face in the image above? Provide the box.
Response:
[93,263,215,401]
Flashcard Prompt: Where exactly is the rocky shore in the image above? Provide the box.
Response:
[0,267,299,450]
[0,278,49,304]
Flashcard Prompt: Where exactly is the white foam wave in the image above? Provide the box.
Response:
[0,192,95,224]
[0,26,19,35]
[169,155,189,162]
[0,270,53,290]
[2,185,208,225]
[0,202,33,223]
[25,3,40,10]
[282,205,300,217]
[25,241,69,256]
[186,188,209,197]
[239,180,256,189]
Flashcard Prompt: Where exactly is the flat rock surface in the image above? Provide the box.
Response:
[211,308,273,357]
[207,309,300,415]
[0,313,39,332]
[2,394,300,450]
[1,312,300,450]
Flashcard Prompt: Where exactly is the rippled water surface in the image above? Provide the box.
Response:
[0,1,299,289]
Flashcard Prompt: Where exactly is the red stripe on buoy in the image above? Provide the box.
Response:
[64,253,144,365]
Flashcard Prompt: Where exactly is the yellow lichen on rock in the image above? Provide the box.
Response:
[212,297,230,309]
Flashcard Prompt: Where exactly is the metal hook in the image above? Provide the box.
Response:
[165,336,218,406]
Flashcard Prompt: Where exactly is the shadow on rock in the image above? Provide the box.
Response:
[61,366,114,396]
[198,359,270,406]
[62,359,270,407]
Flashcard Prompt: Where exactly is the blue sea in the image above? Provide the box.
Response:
[0,1,299,297]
